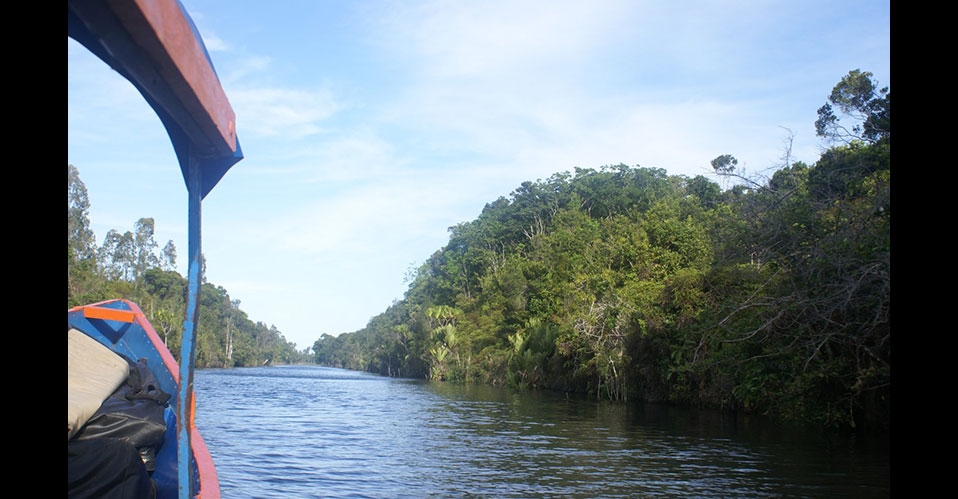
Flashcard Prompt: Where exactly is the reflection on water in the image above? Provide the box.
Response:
[195,365,889,498]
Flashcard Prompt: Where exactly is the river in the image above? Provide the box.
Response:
[194,365,889,498]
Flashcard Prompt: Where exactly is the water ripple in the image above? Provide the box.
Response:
[195,366,889,498]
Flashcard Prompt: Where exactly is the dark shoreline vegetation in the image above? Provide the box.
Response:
[69,70,889,433]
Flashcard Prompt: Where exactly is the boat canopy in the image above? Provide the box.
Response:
[68,0,244,198]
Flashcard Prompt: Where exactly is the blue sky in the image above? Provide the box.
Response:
[68,0,890,350]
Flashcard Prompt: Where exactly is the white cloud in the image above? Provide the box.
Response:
[230,87,342,139]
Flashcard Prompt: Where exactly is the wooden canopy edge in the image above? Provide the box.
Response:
[69,0,237,158]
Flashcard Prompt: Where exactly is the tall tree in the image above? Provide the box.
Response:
[815,69,890,144]
[68,164,104,305]
[68,164,97,262]
[133,217,160,283]
[161,240,177,272]
[99,229,135,281]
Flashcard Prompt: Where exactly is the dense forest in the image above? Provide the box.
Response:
[68,69,889,432]
[67,166,308,367]
[311,69,890,433]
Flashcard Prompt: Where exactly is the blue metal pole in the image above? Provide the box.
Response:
[178,152,202,498]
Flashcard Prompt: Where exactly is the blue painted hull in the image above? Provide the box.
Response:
[68,299,220,499]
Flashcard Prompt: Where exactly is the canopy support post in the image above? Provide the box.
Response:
[178,149,202,498]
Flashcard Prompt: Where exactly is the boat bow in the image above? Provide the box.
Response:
[68,1,242,497]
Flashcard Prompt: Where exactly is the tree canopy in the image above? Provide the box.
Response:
[312,69,890,433]
[815,69,890,145]
[67,166,306,367]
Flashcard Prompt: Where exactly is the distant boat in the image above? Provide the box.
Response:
[68,0,243,497]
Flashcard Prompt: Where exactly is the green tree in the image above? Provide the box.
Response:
[153,307,181,349]
[815,69,890,144]
[98,229,135,281]
[507,317,559,390]
[161,240,177,272]
[68,164,105,305]
[133,217,160,285]
[68,164,97,263]
[685,175,722,210]
[710,154,738,176]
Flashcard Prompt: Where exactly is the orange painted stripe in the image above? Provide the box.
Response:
[83,306,136,323]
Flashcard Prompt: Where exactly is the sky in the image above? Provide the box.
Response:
[67,0,890,350]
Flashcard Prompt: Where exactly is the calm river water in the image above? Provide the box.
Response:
[193,365,889,498]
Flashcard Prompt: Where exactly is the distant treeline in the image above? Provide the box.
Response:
[68,165,307,367]
[312,69,890,432]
